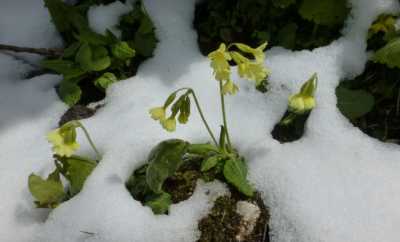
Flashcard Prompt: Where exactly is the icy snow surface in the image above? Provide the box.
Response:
[1,0,400,241]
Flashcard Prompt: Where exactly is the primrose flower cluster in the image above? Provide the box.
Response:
[208,42,270,95]
[150,42,270,133]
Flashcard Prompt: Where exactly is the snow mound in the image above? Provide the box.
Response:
[0,0,400,242]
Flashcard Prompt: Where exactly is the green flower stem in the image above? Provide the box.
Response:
[188,90,219,147]
[219,81,233,150]
[77,122,101,161]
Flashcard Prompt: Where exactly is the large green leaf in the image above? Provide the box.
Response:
[146,139,189,194]
[41,59,86,80]
[299,0,348,26]
[223,159,254,197]
[58,80,82,106]
[145,192,172,215]
[372,37,400,69]
[28,171,65,208]
[63,156,97,196]
[336,86,375,119]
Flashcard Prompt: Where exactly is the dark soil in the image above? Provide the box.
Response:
[197,192,270,242]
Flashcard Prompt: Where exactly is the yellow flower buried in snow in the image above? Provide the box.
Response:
[161,118,176,132]
[222,80,239,95]
[47,128,80,157]
[149,106,166,121]
[234,42,267,62]
[208,43,232,81]
[238,62,269,85]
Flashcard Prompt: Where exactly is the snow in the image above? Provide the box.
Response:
[1,0,400,241]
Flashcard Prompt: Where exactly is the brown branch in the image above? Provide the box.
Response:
[0,44,63,58]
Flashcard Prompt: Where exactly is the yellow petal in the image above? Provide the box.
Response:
[161,118,176,132]
[149,107,166,121]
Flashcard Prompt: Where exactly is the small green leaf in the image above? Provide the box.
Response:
[146,139,189,194]
[111,41,136,60]
[63,42,81,58]
[336,86,375,119]
[201,156,220,172]
[186,143,220,155]
[41,59,74,73]
[94,72,118,90]
[145,192,172,214]
[299,0,348,26]
[223,159,254,197]
[28,172,65,208]
[77,29,109,46]
[276,23,298,49]
[76,43,111,71]
[58,80,82,106]
[372,38,400,69]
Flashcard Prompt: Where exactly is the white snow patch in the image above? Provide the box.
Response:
[88,1,132,38]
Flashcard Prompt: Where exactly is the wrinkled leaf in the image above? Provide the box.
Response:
[201,156,221,172]
[76,43,111,71]
[223,159,254,197]
[63,156,97,196]
[146,139,189,194]
[94,72,118,89]
[299,0,348,26]
[276,23,298,49]
[145,192,172,214]
[336,86,375,119]
[372,38,400,69]
[58,80,82,106]
[28,172,65,208]
[186,143,220,155]
[112,41,136,60]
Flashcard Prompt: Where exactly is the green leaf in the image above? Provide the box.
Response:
[186,143,220,155]
[201,156,221,172]
[63,42,81,58]
[223,159,254,197]
[75,43,111,71]
[94,72,118,90]
[111,41,136,60]
[28,172,65,208]
[77,29,109,46]
[145,192,172,214]
[272,0,296,8]
[336,86,375,119]
[146,139,189,194]
[299,0,348,26]
[134,33,158,57]
[276,23,298,49]
[42,59,86,80]
[61,156,97,196]
[372,38,400,69]
[59,80,82,106]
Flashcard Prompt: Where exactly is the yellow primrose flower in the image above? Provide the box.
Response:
[288,94,316,114]
[161,118,176,132]
[149,107,166,121]
[303,96,316,110]
[238,62,269,85]
[208,43,232,81]
[234,42,267,62]
[47,128,80,157]
[222,80,239,95]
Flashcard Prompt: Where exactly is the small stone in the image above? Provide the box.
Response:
[235,201,261,242]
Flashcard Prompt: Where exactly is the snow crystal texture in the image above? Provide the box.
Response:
[0,0,400,241]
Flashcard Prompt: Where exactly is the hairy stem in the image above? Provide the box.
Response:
[219,81,233,150]
[189,90,219,147]
[0,44,63,58]
[77,123,102,161]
